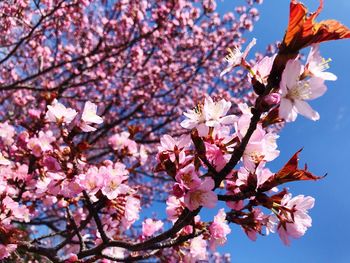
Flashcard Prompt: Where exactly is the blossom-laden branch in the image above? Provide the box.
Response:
[0,0,349,262]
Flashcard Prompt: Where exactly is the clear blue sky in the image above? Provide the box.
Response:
[215,1,350,262]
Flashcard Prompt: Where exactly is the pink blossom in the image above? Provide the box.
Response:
[250,54,276,85]
[59,180,83,198]
[28,108,41,119]
[172,183,186,198]
[0,152,11,166]
[158,134,190,163]
[180,105,208,136]
[209,209,231,250]
[108,131,138,155]
[242,126,279,170]
[12,164,29,181]
[79,101,103,132]
[166,195,184,222]
[27,131,55,157]
[142,218,164,237]
[0,122,15,146]
[46,99,78,124]
[78,166,104,196]
[2,196,30,223]
[279,59,327,122]
[121,194,141,230]
[236,163,274,189]
[306,44,337,81]
[0,244,17,260]
[175,165,201,190]
[204,96,237,127]
[180,96,237,136]
[278,194,315,245]
[261,93,281,108]
[187,235,208,262]
[184,177,218,211]
[220,38,256,77]
[235,104,254,140]
[139,145,148,165]
[100,164,129,200]
[205,142,228,171]
[243,208,276,241]
[203,0,217,12]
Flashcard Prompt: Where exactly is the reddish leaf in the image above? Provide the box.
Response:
[260,149,324,191]
[281,0,350,53]
[256,189,289,209]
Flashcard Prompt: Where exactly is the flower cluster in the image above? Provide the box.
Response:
[279,45,331,122]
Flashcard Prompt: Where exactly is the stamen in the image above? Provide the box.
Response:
[318,57,332,71]
[194,104,202,114]
[287,81,312,100]
[225,47,241,62]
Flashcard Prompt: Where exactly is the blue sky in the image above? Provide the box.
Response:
[215,1,350,262]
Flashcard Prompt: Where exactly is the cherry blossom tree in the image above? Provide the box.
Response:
[0,0,349,262]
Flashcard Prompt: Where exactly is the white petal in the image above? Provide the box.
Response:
[317,71,337,81]
[281,59,302,92]
[79,123,97,132]
[220,66,233,77]
[220,115,238,125]
[160,135,176,149]
[220,100,232,116]
[180,119,196,129]
[206,120,219,127]
[306,44,321,65]
[279,98,297,122]
[308,77,327,99]
[294,100,320,121]
[242,38,257,59]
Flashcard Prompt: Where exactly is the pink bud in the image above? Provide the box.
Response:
[257,93,281,112]
[264,93,281,106]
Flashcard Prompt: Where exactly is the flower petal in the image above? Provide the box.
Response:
[294,100,320,121]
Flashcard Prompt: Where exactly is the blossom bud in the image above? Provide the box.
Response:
[256,93,281,112]
[264,93,281,106]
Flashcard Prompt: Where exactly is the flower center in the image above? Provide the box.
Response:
[192,191,204,204]
[109,180,119,191]
[248,151,264,163]
[225,47,242,65]
[182,173,193,185]
[314,58,332,72]
[287,81,312,100]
